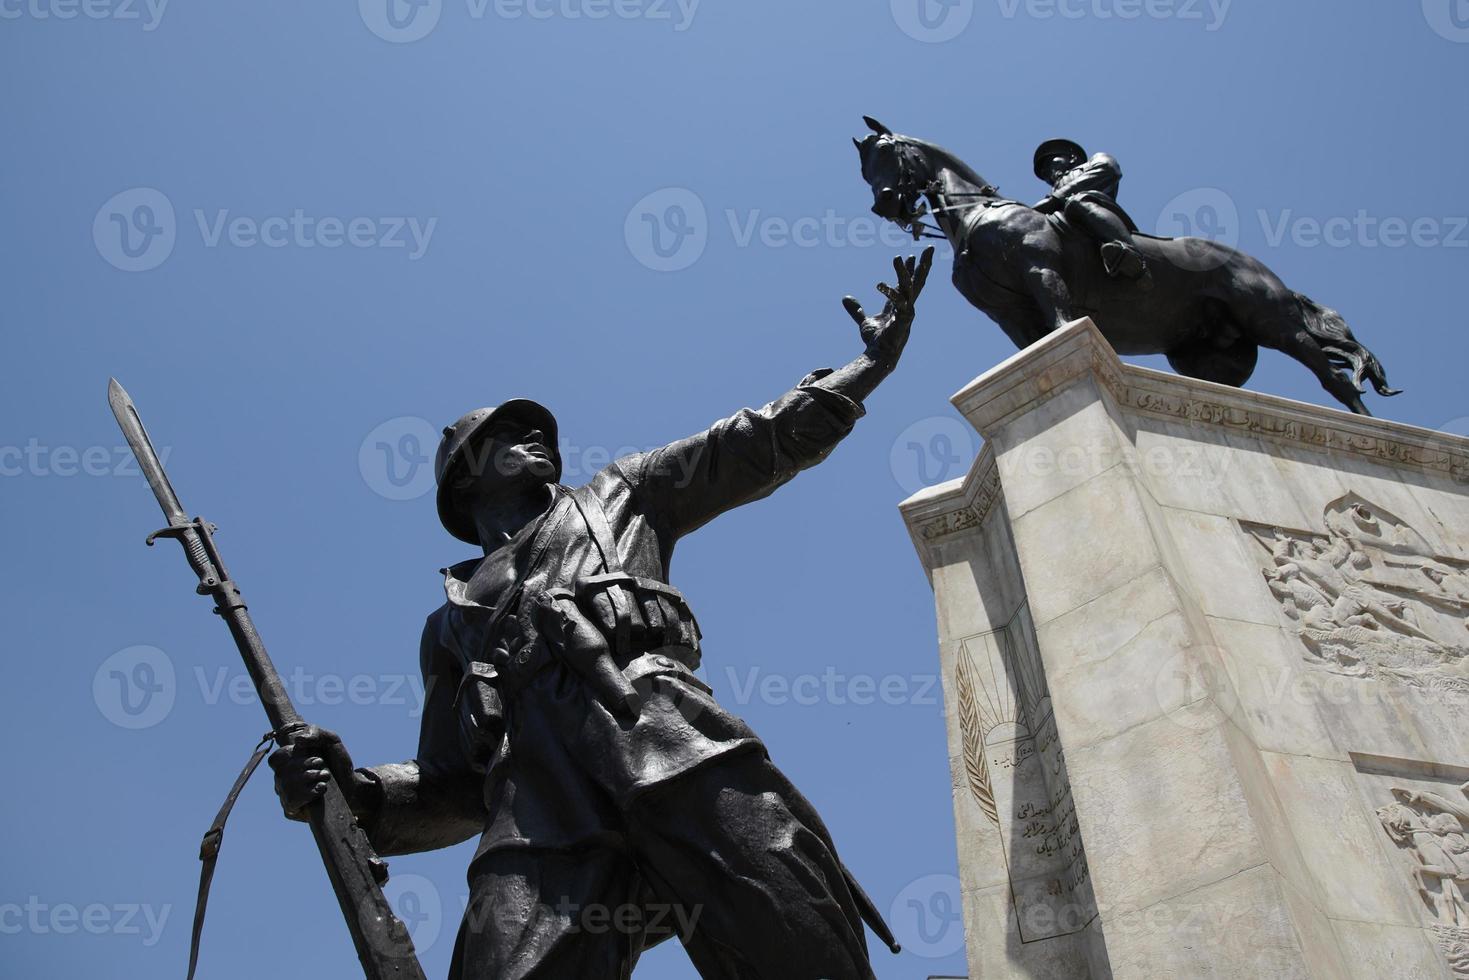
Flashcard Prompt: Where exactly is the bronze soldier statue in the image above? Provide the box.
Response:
[1031,138,1147,281]
[269,249,934,979]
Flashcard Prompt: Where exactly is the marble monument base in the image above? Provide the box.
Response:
[901,319,1469,979]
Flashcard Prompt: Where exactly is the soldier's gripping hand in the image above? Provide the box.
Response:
[268,725,375,822]
[841,246,934,366]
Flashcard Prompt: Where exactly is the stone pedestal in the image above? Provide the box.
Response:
[901,319,1469,979]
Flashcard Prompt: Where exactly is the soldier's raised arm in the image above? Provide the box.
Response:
[622,249,933,539]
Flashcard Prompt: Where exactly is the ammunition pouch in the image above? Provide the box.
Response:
[572,572,702,662]
[453,574,701,769]
[453,486,702,768]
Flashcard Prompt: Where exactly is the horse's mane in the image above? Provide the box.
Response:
[897,136,997,194]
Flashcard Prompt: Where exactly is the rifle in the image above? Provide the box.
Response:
[109,379,426,980]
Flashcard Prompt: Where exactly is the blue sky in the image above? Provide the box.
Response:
[4,2,1467,977]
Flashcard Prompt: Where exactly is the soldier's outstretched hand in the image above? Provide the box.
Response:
[841,246,934,364]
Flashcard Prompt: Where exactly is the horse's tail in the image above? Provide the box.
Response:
[1295,293,1402,397]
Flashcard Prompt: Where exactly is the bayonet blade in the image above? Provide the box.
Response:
[108,378,188,526]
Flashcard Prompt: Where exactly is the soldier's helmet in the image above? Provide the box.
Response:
[434,400,562,544]
[1033,138,1088,182]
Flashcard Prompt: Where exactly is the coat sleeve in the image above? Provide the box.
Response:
[1059,153,1122,198]
[616,370,865,540]
[356,614,486,856]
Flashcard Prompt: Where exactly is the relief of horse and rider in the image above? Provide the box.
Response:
[853,117,1401,415]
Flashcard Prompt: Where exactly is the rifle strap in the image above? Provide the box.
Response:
[186,730,277,980]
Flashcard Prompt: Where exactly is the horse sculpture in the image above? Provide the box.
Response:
[853,117,1399,415]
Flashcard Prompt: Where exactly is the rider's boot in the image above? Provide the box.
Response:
[1101,241,1148,280]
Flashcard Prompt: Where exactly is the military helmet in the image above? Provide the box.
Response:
[434,399,561,544]
[1033,138,1088,181]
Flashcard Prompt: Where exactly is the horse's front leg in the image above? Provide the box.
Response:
[1021,262,1077,336]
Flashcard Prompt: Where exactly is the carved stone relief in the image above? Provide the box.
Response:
[1372,778,1469,976]
[1244,492,1469,697]
[953,603,1095,941]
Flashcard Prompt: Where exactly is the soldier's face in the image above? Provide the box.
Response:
[1045,155,1076,184]
[458,417,557,497]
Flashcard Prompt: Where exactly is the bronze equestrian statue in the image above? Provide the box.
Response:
[853,117,1400,415]
[269,251,936,979]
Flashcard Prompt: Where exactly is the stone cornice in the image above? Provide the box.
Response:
[899,317,1469,564]
[898,444,1003,558]
[952,318,1469,486]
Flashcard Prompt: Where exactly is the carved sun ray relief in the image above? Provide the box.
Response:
[1244,492,1469,696]
[953,606,1095,942]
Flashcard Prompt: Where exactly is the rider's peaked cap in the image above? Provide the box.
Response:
[1033,139,1088,181]
[434,400,562,544]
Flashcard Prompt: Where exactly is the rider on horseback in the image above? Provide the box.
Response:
[1032,138,1148,281]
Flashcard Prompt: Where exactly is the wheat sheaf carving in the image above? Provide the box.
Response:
[955,644,999,826]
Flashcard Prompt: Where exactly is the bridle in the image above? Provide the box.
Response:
[878,136,1005,242]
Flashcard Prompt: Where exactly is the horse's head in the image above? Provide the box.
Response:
[853,116,930,229]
